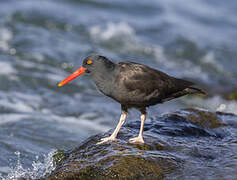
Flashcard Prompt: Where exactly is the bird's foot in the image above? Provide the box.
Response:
[128,136,144,144]
[96,136,116,145]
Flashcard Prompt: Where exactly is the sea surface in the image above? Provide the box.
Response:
[0,0,237,179]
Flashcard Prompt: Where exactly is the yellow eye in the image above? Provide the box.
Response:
[87,60,93,65]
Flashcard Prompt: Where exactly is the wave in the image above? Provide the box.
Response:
[0,28,12,52]
[0,90,111,132]
[0,61,19,81]
[0,150,56,180]
[184,95,237,115]
[90,22,135,42]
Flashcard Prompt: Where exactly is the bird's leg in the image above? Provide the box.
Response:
[129,111,146,144]
[97,109,128,145]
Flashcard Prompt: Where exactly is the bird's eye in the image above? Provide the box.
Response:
[87,60,93,65]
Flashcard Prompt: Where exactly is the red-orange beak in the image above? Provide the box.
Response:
[58,66,86,87]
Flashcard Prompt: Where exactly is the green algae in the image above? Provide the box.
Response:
[227,90,237,101]
[183,108,227,128]
[52,149,67,166]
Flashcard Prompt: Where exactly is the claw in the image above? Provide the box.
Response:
[96,136,116,145]
[129,136,144,144]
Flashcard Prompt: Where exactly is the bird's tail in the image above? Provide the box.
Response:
[161,87,206,103]
[185,87,206,95]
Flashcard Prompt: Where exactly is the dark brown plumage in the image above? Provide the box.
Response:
[113,62,202,107]
[58,54,205,144]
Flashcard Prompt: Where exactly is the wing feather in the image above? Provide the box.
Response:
[116,62,193,106]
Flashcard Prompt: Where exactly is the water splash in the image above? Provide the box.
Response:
[1,150,57,180]
[90,22,135,42]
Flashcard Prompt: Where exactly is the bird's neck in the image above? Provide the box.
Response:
[91,63,117,96]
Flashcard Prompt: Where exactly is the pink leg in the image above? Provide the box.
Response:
[97,110,127,144]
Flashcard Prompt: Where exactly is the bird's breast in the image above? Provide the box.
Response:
[91,73,116,98]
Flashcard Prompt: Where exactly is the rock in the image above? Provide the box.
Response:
[46,133,178,180]
[46,108,236,180]
[173,108,227,128]
[52,149,67,166]
[227,90,237,100]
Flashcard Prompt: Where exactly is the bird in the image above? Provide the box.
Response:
[58,54,205,144]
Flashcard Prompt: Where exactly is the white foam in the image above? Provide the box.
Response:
[0,61,16,75]
[201,51,225,73]
[10,91,42,103]
[46,73,66,83]
[33,53,44,62]
[0,61,19,81]
[90,22,135,42]
[0,99,34,113]
[12,59,67,82]
[0,28,12,51]
[0,90,110,133]
[0,114,30,125]
[152,45,210,82]
[0,91,42,114]
[13,60,58,73]
[185,96,237,115]
[32,72,65,83]
[1,150,56,180]
[47,112,111,133]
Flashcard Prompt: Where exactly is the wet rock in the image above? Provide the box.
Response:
[47,133,178,180]
[227,90,237,100]
[52,149,67,166]
[174,108,227,128]
[46,108,236,180]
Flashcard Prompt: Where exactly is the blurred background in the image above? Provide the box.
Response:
[0,0,237,178]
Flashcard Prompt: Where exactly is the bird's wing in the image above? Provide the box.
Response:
[117,62,193,101]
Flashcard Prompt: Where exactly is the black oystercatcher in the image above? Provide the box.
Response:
[58,54,205,144]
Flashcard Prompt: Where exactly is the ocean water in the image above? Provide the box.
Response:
[0,0,237,179]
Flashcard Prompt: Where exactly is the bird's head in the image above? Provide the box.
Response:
[58,54,114,87]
